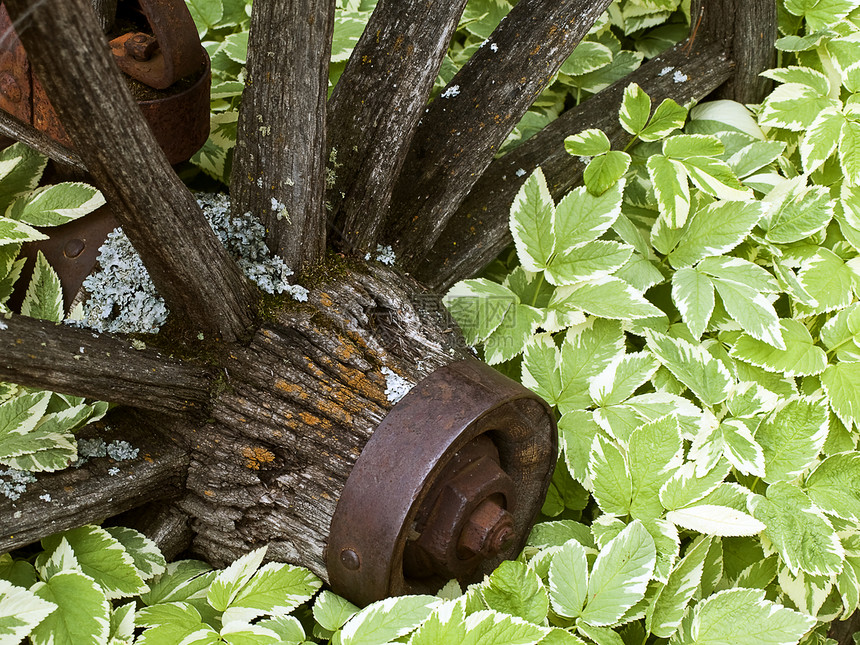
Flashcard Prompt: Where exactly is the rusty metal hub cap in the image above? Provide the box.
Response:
[326,359,557,606]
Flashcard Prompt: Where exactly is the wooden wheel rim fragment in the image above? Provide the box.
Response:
[326,359,557,605]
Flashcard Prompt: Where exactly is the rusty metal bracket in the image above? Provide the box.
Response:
[326,359,557,606]
[109,0,205,90]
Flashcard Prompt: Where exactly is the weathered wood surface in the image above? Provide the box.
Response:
[0,411,188,553]
[4,0,257,342]
[182,264,471,579]
[384,0,614,271]
[0,110,84,171]
[417,39,734,291]
[700,0,777,104]
[230,0,335,273]
[326,0,469,254]
[0,313,214,415]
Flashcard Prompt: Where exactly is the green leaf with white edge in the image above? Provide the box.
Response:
[670,587,815,645]
[576,621,624,645]
[549,539,589,620]
[646,332,734,406]
[822,361,860,430]
[408,600,466,645]
[553,181,624,249]
[646,536,712,639]
[729,140,786,178]
[666,505,765,537]
[712,278,784,349]
[589,352,658,408]
[139,560,213,606]
[6,183,105,227]
[628,416,683,521]
[756,396,829,484]
[0,391,50,438]
[820,302,860,362]
[640,99,687,142]
[801,108,846,173]
[752,482,844,576]
[110,601,135,644]
[659,459,731,512]
[219,32,248,65]
[672,267,714,339]
[647,155,690,228]
[560,41,613,76]
[619,83,651,136]
[680,156,752,202]
[761,66,831,95]
[0,417,77,472]
[589,435,632,516]
[580,521,656,627]
[510,168,555,271]
[178,626,220,645]
[727,381,779,418]
[206,546,266,612]
[0,578,56,644]
[805,452,860,522]
[839,119,860,186]
[104,527,166,582]
[224,562,321,623]
[545,241,633,286]
[764,184,833,244]
[696,256,780,293]
[135,602,210,645]
[313,591,359,632]
[339,595,438,645]
[0,143,48,213]
[760,83,839,131]
[784,0,860,31]
[460,610,550,645]
[732,320,827,377]
[719,419,767,477]
[663,135,724,160]
[560,410,605,483]
[219,621,280,645]
[482,560,547,624]
[443,279,517,346]
[583,151,631,197]
[0,217,48,245]
[564,129,611,157]
[257,616,305,643]
[483,303,543,365]
[552,277,663,320]
[796,248,857,316]
[41,526,146,600]
[21,251,63,323]
[37,537,79,581]
[30,571,109,645]
[667,200,766,269]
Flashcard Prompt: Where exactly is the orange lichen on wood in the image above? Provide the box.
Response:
[243,446,276,470]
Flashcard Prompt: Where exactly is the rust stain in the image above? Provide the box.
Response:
[204,490,214,497]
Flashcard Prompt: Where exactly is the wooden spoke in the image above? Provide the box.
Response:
[0,313,213,415]
[0,411,188,552]
[418,40,734,291]
[230,0,336,273]
[4,0,258,341]
[326,0,469,255]
[383,0,614,271]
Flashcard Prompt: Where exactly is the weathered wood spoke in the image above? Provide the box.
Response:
[0,411,188,554]
[3,0,258,341]
[418,39,734,291]
[383,0,614,271]
[0,313,214,415]
[326,0,469,255]
[230,0,336,273]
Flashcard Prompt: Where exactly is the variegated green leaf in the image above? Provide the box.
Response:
[618,83,651,136]
[730,319,827,377]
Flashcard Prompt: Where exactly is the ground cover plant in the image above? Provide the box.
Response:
[4,0,860,643]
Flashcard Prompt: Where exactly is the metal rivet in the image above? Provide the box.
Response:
[340,548,360,571]
[63,239,85,259]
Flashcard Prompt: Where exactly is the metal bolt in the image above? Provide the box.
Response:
[340,548,361,571]
[458,498,514,558]
[63,239,85,259]
[0,72,22,103]
[125,33,159,62]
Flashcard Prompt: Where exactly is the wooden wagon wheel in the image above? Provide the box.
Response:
[0,0,776,604]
